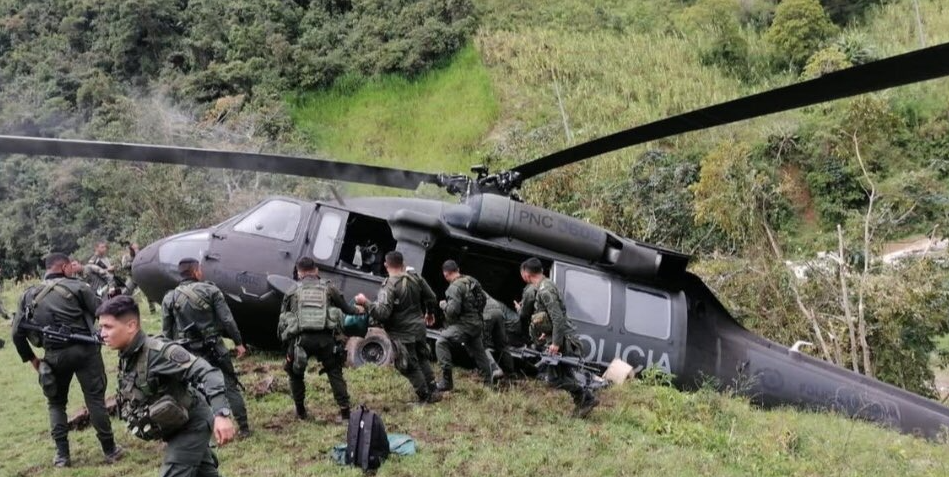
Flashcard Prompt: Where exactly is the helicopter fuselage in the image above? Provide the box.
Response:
[131,194,949,439]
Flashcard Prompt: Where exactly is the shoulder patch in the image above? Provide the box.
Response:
[168,346,193,364]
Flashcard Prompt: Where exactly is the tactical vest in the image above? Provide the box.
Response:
[281,279,340,342]
[118,338,194,441]
[171,282,217,339]
[20,279,80,347]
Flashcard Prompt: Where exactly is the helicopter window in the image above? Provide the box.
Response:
[624,288,671,340]
[233,200,302,242]
[313,212,343,260]
[158,231,210,265]
[562,268,611,326]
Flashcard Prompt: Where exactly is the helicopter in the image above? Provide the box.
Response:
[2,42,949,439]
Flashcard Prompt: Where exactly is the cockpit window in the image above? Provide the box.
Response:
[158,231,210,265]
[562,268,611,326]
[313,212,343,260]
[233,200,302,242]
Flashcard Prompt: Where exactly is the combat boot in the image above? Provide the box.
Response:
[572,390,600,419]
[53,439,70,468]
[436,368,453,392]
[294,401,308,420]
[416,389,442,405]
[101,438,125,464]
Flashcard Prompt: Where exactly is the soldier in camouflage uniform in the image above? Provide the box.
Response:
[483,292,515,374]
[278,257,363,421]
[86,241,114,297]
[121,243,157,312]
[97,296,237,477]
[161,258,251,436]
[355,251,441,404]
[434,260,496,391]
[0,265,10,320]
[517,257,599,418]
[11,253,123,467]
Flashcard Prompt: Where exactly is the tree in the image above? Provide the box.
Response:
[765,0,837,69]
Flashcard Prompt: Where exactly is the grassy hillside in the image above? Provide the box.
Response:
[2,285,949,477]
[288,44,499,192]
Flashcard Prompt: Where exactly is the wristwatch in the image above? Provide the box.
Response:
[214,408,232,418]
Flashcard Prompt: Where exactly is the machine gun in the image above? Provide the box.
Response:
[17,321,101,345]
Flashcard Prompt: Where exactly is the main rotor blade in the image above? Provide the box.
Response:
[0,136,438,190]
[512,42,949,181]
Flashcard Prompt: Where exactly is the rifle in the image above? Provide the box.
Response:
[17,321,101,345]
[175,323,245,391]
[513,346,603,374]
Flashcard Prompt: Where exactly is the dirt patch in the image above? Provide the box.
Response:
[780,164,818,227]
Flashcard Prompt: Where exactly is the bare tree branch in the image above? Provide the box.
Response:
[765,218,833,362]
[852,134,874,376]
[837,224,860,372]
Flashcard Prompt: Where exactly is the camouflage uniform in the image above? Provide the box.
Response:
[116,331,229,477]
[435,275,494,383]
[482,294,515,373]
[517,284,538,342]
[86,254,113,297]
[365,271,439,402]
[530,277,596,410]
[161,279,249,433]
[120,253,137,295]
[0,277,10,320]
[11,273,117,462]
[278,276,361,417]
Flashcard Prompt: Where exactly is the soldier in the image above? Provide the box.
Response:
[0,265,10,320]
[11,253,123,467]
[120,243,156,311]
[97,296,236,477]
[161,258,251,437]
[63,259,85,281]
[278,257,364,421]
[354,251,441,404]
[86,240,114,297]
[516,257,598,418]
[483,292,515,374]
[434,260,496,391]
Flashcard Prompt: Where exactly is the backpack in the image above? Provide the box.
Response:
[345,405,390,471]
[460,276,487,314]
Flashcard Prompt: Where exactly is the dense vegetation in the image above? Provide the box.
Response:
[2,0,949,397]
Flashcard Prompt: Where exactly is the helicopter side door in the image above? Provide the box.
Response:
[306,206,389,300]
[202,198,313,302]
[552,262,686,374]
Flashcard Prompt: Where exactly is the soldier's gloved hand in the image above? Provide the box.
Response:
[235,345,247,359]
[213,416,236,446]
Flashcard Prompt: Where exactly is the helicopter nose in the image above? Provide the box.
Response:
[132,230,212,303]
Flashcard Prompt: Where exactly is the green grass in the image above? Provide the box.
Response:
[288,44,499,196]
[3,283,949,476]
